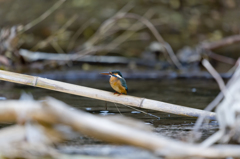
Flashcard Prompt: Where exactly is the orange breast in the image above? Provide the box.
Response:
[109,76,127,94]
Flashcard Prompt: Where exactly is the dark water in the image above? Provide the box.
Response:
[0,78,219,141]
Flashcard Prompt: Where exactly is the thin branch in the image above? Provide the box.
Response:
[194,59,239,147]
[114,103,122,115]
[31,15,78,51]
[108,13,164,44]
[201,35,240,50]
[102,13,182,69]
[67,19,93,52]
[106,9,157,50]
[73,46,116,59]
[51,41,64,53]
[206,50,236,65]
[123,104,160,119]
[202,59,227,96]
[193,58,240,141]
[192,92,223,138]
[200,130,225,148]
[85,1,134,47]
[20,0,66,33]
[198,35,240,65]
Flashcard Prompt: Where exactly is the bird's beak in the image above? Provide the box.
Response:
[100,72,111,75]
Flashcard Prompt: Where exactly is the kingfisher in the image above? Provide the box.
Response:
[101,70,128,95]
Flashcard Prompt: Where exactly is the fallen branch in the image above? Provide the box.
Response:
[0,70,215,120]
[0,97,239,158]
[19,49,166,68]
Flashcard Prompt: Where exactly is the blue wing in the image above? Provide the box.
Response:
[112,74,128,92]
[120,78,128,92]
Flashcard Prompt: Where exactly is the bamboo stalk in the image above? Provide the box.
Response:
[0,70,216,120]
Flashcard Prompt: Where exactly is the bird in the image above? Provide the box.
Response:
[100,70,128,96]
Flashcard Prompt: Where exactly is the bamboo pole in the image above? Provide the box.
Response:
[0,70,216,120]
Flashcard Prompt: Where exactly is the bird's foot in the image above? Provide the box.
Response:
[113,92,122,96]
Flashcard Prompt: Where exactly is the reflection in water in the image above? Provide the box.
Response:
[131,111,140,114]
[0,79,219,141]
[0,97,6,100]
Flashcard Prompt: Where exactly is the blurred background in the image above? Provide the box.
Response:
[0,0,239,76]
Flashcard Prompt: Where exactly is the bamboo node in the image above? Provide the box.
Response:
[32,77,38,86]
[139,98,145,108]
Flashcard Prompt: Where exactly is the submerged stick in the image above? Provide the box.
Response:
[0,70,216,120]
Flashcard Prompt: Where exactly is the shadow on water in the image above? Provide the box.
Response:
[0,78,219,142]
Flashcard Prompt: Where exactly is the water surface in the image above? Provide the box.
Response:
[0,78,219,141]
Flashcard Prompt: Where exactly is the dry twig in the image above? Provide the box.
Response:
[201,35,240,50]
[31,15,78,52]
[191,59,240,148]
[193,59,240,141]
[198,35,240,65]
[20,0,66,33]
[101,13,182,69]
[67,19,94,52]
[85,1,134,47]
[202,59,227,96]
